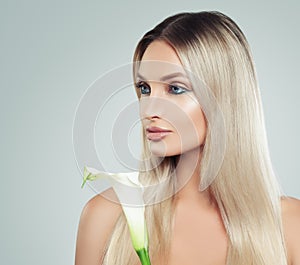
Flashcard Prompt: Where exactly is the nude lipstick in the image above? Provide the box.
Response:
[146,126,172,141]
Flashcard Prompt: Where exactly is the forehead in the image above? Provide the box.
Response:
[136,61,188,82]
[137,41,188,82]
[141,40,182,64]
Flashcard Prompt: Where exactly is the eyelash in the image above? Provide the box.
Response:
[135,81,189,95]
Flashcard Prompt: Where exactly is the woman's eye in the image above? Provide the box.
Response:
[168,85,188,94]
[136,82,150,95]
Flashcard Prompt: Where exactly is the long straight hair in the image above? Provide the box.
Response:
[103,11,287,265]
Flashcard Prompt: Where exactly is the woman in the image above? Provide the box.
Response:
[75,11,300,265]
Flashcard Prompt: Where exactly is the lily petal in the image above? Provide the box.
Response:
[82,166,151,264]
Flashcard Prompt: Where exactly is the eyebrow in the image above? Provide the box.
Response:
[136,72,188,82]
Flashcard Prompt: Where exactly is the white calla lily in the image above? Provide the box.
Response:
[82,166,151,265]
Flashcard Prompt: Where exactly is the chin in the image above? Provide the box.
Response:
[148,144,182,157]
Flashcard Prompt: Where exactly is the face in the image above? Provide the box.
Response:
[136,40,207,157]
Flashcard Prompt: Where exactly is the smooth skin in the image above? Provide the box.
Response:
[75,41,300,265]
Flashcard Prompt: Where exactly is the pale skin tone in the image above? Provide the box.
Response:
[75,41,300,265]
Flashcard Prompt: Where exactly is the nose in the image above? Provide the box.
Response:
[139,96,164,121]
[139,82,166,120]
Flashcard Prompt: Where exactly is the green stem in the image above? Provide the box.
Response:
[136,248,151,265]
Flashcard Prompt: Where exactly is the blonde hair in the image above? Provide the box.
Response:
[103,11,287,265]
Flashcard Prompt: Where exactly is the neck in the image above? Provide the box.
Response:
[173,147,213,207]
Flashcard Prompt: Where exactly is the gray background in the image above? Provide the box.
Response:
[0,0,299,264]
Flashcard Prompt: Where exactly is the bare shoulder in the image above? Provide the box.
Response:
[75,188,122,265]
[281,196,300,265]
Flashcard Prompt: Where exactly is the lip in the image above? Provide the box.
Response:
[146,126,172,133]
[146,126,172,141]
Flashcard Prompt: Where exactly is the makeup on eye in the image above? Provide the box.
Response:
[135,81,191,95]
[168,84,189,94]
[135,81,151,95]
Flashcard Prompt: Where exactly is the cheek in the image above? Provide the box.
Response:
[140,96,207,156]
[156,103,206,156]
[174,101,207,146]
[191,107,207,144]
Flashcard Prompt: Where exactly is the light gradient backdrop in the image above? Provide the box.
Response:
[0,0,299,264]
